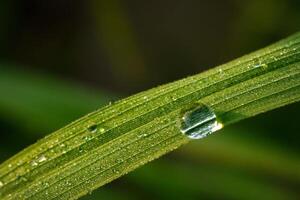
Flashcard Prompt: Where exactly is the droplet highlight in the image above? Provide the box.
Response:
[37,155,47,163]
[99,127,105,133]
[180,104,223,139]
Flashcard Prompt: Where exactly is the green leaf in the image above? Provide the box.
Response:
[1,32,300,200]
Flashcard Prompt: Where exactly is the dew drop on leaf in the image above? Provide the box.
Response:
[180,103,223,139]
[88,124,98,133]
[37,155,47,163]
[99,127,105,133]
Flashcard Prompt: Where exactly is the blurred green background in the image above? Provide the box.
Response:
[0,0,300,199]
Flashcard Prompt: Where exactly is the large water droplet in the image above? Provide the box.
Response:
[180,104,223,139]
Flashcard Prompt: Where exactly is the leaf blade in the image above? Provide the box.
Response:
[1,32,300,200]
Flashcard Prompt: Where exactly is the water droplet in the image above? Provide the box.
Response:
[180,104,223,139]
[79,146,84,153]
[218,69,225,77]
[88,124,98,133]
[31,161,38,167]
[99,127,105,133]
[253,62,268,69]
[37,155,47,163]
[138,133,147,138]
[261,63,268,69]
[83,135,93,142]
[253,63,260,68]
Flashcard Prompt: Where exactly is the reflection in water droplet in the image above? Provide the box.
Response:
[180,104,223,139]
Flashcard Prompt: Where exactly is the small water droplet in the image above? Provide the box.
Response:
[180,104,223,139]
[83,135,93,142]
[37,155,47,163]
[31,161,38,167]
[88,124,98,133]
[253,62,268,69]
[99,127,105,133]
[218,69,225,77]
[261,63,268,69]
[138,133,147,138]
[79,146,84,153]
[253,63,260,68]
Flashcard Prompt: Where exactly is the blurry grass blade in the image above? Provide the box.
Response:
[0,66,116,134]
[1,32,300,200]
[90,0,147,84]
[179,127,300,182]
[129,161,298,200]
